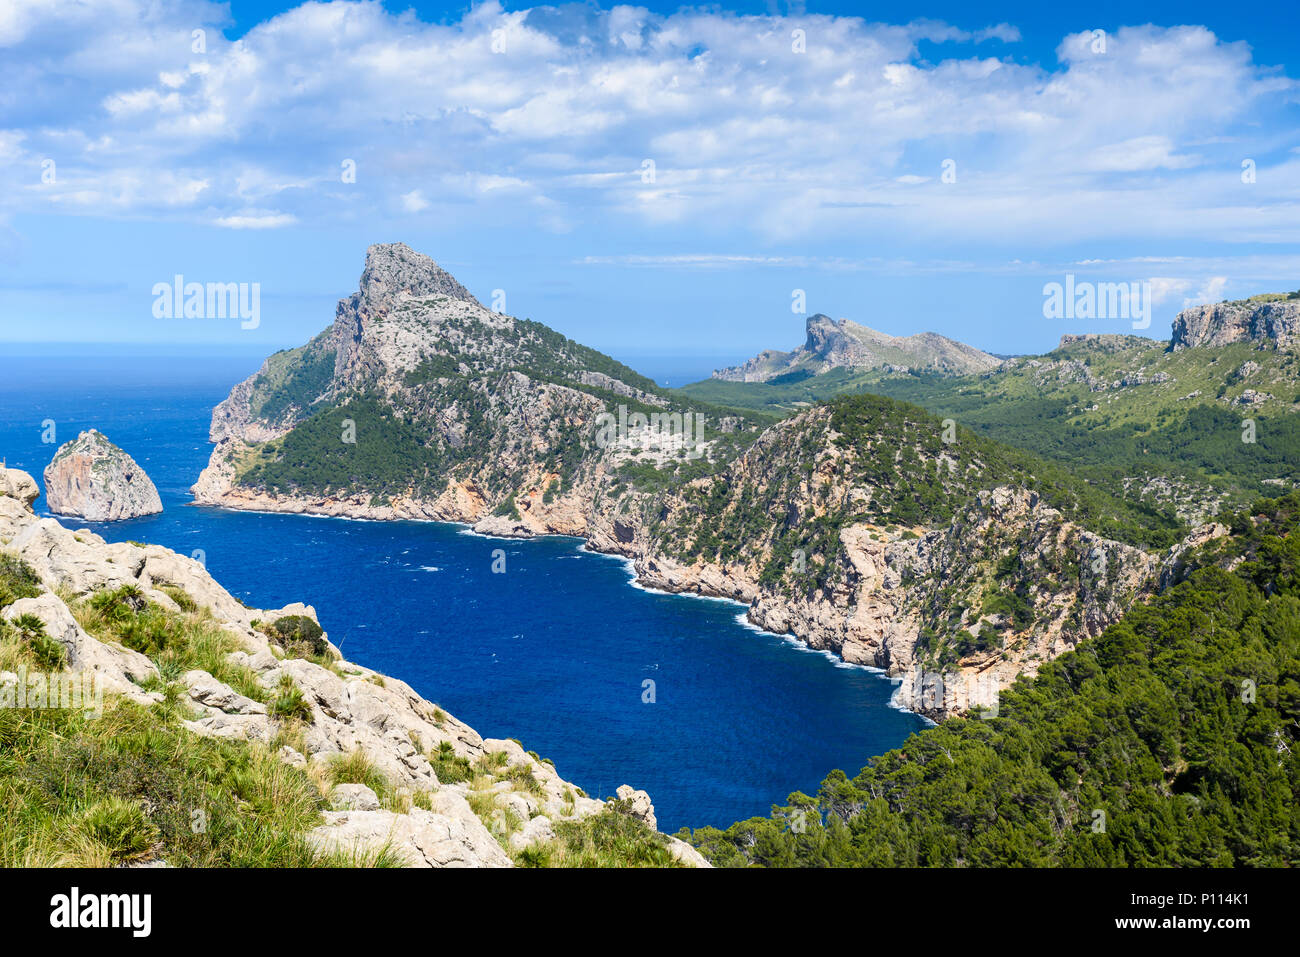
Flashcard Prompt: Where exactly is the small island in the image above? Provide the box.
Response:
[43,430,163,521]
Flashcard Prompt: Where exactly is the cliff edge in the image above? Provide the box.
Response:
[0,466,704,868]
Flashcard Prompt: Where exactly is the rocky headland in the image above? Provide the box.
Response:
[187,244,1252,722]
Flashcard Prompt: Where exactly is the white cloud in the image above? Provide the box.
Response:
[215,211,296,229]
[1084,136,1199,172]
[401,190,430,213]
[0,2,1293,256]
[1148,275,1232,307]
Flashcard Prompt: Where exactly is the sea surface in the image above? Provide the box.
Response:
[0,352,925,832]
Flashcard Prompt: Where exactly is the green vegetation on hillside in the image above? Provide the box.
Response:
[0,574,676,868]
[659,391,1182,601]
[0,552,43,609]
[238,395,455,497]
[250,336,337,425]
[0,701,381,867]
[684,493,1300,866]
[679,337,1300,519]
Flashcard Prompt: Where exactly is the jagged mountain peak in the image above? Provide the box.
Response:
[714,313,1001,382]
[357,242,479,308]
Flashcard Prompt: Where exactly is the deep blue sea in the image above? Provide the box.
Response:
[0,352,924,832]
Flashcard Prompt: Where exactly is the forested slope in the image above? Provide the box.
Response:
[685,493,1300,866]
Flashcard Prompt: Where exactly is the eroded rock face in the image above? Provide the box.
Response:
[1170,298,1300,350]
[43,430,162,521]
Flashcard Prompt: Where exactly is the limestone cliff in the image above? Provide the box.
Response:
[1170,294,1300,350]
[607,403,1219,720]
[43,430,162,521]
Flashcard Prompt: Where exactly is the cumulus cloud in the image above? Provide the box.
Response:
[401,190,430,212]
[1148,275,1233,308]
[0,0,1295,255]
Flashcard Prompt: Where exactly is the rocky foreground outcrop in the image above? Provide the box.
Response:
[43,430,162,521]
[0,466,705,868]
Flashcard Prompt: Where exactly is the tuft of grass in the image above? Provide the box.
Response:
[268,674,312,722]
[0,698,387,867]
[430,741,472,784]
[505,762,544,797]
[515,843,554,867]
[72,796,160,863]
[323,748,399,808]
[542,803,684,868]
[8,613,67,670]
[0,552,43,609]
[159,584,197,613]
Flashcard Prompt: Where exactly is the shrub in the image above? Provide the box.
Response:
[10,613,66,669]
[74,797,160,863]
[268,675,312,722]
[548,806,682,868]
[269,615,329,658]
[0,553,43,609]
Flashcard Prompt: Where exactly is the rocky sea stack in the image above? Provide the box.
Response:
[43,430,162,521]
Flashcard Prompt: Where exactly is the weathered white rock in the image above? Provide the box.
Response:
[614,785,658,831]
[330,783,382,811]
[278,745,307,768]
[184,669,266,715]
[182,712,273,743]
[666,837,712,868]
[509,814,555,851]
[2,592,159,704]
[0,467,39,507]
[306,804,512,868]
[43,430,162,521]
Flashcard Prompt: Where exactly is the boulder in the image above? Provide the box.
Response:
[614,784,657,831]
[183,669,266,715]
[306,803,512,868]
[330,783,382,811]
[0,467,39,507]
[509,814,555,851]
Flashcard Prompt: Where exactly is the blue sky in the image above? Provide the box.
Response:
[1,1,1298,373]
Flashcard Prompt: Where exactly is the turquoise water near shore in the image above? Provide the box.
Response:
[0,354,925,832]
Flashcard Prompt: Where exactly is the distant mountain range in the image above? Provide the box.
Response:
[711,314,1003,383]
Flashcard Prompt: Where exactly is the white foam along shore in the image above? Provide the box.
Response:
[575,541,920,715]
[185,490,927,721]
